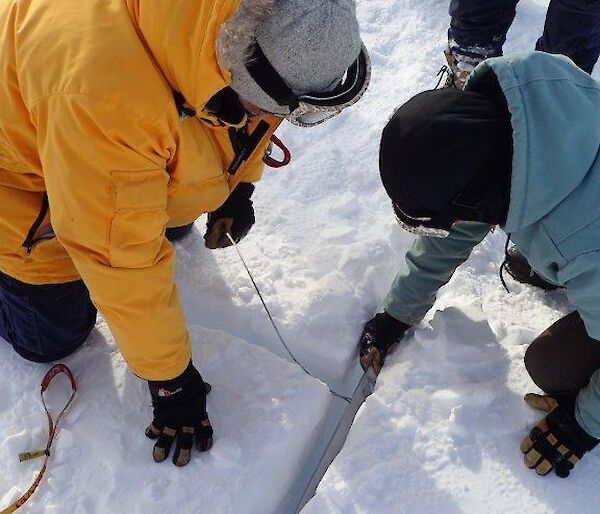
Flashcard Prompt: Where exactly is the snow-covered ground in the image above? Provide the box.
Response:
[0,322,330,513]
[303,1,600,513]
[2,0,599,513]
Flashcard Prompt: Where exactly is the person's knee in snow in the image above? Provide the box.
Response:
[525,311,600,394]
[0,273,97,362]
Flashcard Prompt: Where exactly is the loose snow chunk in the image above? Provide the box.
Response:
[302,306,600,514]
[0,325,329,514]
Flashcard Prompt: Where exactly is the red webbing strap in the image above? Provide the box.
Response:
[1,364,76,514]
[263,134,291,168]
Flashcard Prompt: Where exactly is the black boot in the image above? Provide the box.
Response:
[503,246,560,291]
[440,48,477,90]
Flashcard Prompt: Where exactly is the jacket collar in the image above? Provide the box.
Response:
[125,0,239,110]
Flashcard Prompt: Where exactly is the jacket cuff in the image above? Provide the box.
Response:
[575,371,600,439]
[231,182,255,200]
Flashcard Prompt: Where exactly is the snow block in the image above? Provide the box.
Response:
[0,325,329,514]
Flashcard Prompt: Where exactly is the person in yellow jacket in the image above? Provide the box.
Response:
[0,0,370,466]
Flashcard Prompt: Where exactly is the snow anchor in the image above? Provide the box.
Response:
[226,233,351,403]
[1,364,76,514]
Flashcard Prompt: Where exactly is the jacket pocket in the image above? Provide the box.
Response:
[109,170,169,268]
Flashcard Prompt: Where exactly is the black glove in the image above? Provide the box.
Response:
[359,311,410,374]
[204,183,255,249]
[521,393,599,478]
[146,362,213,466]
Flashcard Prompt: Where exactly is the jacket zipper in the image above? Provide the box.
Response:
[22,193,50,255]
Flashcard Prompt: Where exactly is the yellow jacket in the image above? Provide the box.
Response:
[0,0,281,379]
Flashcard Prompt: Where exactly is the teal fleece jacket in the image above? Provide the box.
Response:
[384,52,600,437]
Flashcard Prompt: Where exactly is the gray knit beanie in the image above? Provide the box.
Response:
[217,0,362,115]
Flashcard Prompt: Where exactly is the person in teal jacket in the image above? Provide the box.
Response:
[360,51,600,478]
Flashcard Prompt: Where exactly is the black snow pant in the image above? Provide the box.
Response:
[525,311,600,395]
[0,271,97,362]
[449,0,600,73]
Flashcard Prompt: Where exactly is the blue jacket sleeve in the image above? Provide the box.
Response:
[557,251,600,437]
[383,222,491,325]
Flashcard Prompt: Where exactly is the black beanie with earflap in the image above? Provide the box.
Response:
[379,87,512,230]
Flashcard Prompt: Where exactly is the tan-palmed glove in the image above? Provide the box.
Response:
[146,362,213,466]
[358,312,410,374]
[204,183,255,249]
[520,393,598,478]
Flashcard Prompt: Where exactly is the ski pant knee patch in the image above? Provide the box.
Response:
[525,311,600,394]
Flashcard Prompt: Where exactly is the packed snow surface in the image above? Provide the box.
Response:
[0,324,329,513]
[302,0,600,512]
[1,0,599,513]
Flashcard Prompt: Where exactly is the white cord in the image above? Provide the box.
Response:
[226,233,351,403]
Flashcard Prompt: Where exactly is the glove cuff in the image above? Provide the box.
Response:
[207,183,255,222]
[232,182,255,200]
[547,405,599,455]
[147,362,210,433]
[148,362,202,401]
[381,311,411,338]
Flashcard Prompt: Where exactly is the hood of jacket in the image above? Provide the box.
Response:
[468,52,600,234]
[125,0,275,110]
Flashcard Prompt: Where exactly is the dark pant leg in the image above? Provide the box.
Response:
[0,272,97,362]
[536,0,600,74]
[524,311,600,395]
[448,0,520,60]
